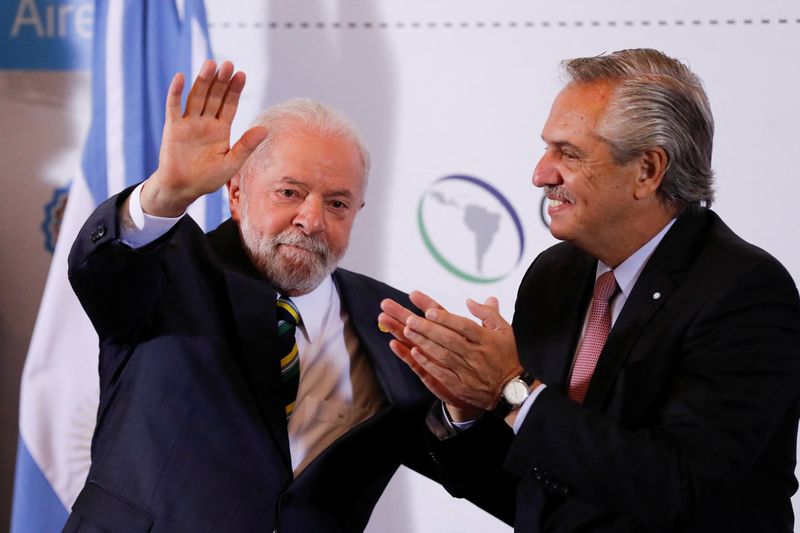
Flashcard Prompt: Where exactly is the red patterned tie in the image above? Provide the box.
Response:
[568,270,618,404]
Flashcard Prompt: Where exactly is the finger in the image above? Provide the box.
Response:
[184,59,217,116]
[228,125,268,169]
[419,306,485,346]
[391,341,471,408]
[378,312,411,343]
[165,72,185,121]
[466,298,510,331]
[201,61,234,118]
[217,70,247,124]
[381,297,417,320]
[409,290,446,313]
[403,321,471,372]
[408,347,473,407]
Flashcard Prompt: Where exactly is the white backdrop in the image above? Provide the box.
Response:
[203,1,800,531]
[2,0,799,531]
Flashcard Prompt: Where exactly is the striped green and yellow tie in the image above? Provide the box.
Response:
[275,296,301,420]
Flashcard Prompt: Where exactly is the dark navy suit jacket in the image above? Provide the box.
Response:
[64,189,440,532]
[430,207,800,532]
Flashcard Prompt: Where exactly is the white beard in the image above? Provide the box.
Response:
[239,208,345,296]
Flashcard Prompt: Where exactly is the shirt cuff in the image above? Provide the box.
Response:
[426,400,482,441]
[444,402,480,432]
[511,383,547,434]
[121,182,185,248]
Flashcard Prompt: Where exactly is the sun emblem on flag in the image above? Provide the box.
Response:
[41,184,70,253]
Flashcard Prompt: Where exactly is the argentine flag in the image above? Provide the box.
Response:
[12,1,220,530]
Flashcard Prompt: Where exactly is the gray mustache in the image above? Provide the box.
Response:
[544,185,575,203]
[276,230,329,255]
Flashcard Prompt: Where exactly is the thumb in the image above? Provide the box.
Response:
[483,296,499,310]
[228,125,268,168]
[466,297,508,330]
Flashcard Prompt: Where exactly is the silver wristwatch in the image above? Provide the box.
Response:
[493,372,534,417]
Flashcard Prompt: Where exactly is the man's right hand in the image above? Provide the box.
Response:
[141,60,269,217]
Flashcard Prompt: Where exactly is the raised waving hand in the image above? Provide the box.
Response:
[141,60,268,217]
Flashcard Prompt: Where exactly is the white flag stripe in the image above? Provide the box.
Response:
[104,0,125,198]
[18,170,99,510]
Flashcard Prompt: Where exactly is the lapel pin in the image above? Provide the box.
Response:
[652,292,661,300]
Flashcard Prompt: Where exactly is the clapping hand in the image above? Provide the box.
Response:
[379,291,523,420]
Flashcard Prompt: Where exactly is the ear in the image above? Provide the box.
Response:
[633,147,668,200]
[227,174,242,223]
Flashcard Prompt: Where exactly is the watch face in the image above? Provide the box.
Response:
[504,379,530,405]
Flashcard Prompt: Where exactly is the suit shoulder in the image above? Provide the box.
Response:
[702,212,794,283]
[334,269,412,306]
[519,241,591,284]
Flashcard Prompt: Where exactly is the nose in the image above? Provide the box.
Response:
[532,150,561,188]
[293,196,326,235]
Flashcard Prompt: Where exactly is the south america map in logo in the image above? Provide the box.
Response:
[417,175,525,283]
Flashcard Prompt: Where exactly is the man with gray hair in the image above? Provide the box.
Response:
[63,60,494,532]
[380,48,800,531]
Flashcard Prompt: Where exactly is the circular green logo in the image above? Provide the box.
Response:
[417,175,525,283]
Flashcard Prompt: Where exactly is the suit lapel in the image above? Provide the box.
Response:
[333,270,431,410]
[208,220,292,469]
[543,266,596,390]
[515,246,596,392]
[583,207,709,408]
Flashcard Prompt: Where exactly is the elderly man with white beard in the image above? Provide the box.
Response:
[64,60,509,533]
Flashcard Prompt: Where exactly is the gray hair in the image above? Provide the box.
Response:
[563,48,715,209]
[239,97,371,192]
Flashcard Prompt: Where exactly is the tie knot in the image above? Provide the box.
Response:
[276,296,301,327]
[593,271,618,302]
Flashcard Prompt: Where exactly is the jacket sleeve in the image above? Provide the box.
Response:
[421,402,517,526]
[67,186,197,343]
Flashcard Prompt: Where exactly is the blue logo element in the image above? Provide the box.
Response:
[417,175,525,283]
[1,0,93,70]
[42,183,70,253]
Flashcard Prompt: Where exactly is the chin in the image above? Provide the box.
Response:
[547,224,571,242]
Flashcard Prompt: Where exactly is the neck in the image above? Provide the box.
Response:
[590,208,676,268]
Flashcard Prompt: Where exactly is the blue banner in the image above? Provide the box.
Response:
[0,0,93,70]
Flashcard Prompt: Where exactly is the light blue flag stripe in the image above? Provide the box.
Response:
[81,0,109,205]
[10,439,68,533]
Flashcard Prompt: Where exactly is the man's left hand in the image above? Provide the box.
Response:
[379,291,522,411]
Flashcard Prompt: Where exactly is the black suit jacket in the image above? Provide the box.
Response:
[431,207,800,532]
[64,189,439,533]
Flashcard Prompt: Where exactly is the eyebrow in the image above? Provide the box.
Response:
[543,138,586,156]
[280,177,357,201]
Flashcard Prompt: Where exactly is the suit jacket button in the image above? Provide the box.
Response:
[90,224,106,242]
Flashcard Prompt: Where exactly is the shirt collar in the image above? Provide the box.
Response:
[596,218,677,298]
[289,275,334,344]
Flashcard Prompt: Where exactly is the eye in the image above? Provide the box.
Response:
[330,200,348,210]
[278,189,297,198]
